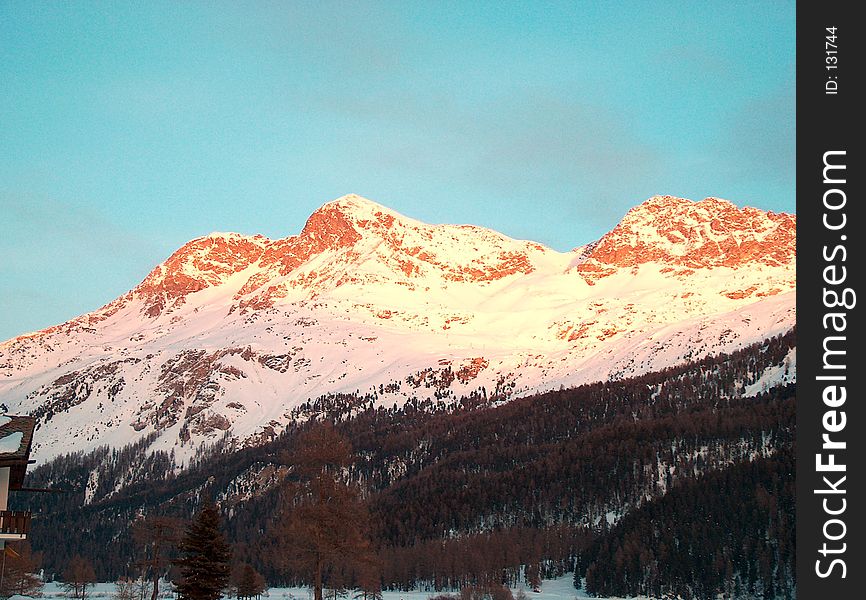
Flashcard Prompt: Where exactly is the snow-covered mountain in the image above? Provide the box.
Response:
[0,194,795,462]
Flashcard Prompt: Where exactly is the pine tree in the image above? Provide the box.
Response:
[173,503,231,600]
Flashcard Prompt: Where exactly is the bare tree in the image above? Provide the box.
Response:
[133,574,150,600]
[274,422,375,600]
[133,515,182,600]
[62,554,97,600]
[115,576,139,600]
[0,541,44,598]
[233,563,267,600]
[353,553,383,600]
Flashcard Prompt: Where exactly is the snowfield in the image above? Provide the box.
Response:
[34,575,652,600]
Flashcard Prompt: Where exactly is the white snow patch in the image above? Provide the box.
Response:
[0,431,23,454]
[38,574,650,600]
[744,347,796,397]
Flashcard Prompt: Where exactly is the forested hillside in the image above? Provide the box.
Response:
[574,449,795,599]
[14,330,795,598]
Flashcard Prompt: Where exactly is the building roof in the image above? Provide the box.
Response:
[0,416,37,489]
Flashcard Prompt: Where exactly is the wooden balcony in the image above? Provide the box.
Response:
[0,510,31,539]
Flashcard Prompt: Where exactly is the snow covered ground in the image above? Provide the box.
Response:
[35,574,652,600]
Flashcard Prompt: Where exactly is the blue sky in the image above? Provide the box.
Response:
[0,1,795,341]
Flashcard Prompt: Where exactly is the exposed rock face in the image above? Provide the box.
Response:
[0,194,796,462]
[135,234,270,317]
[229,195,543,311]
[577,196,796,283]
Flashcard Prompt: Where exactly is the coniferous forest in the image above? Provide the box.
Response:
[12,330,796,599]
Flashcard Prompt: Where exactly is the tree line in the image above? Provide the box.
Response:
[12,330,795,597]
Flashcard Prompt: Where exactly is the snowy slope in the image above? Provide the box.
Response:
[0,194,795,462]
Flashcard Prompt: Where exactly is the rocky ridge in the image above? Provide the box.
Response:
[0,194,796,462]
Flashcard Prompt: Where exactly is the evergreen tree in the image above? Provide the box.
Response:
[173,503,231,600]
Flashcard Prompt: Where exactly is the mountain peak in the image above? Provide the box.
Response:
[576,195,795,283]
[632,194,691,209]
[306,194,411,235]
[2,192,796,461]
[133,232,269,317]
[321,193,392,214]
[17,194,795,326]
[625,195,738,220]
[201,231,269,242]
[294,194,408,257]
